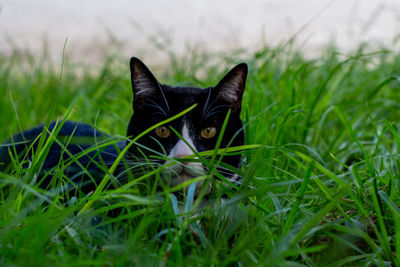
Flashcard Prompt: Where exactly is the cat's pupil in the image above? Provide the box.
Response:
[155,126,171,138]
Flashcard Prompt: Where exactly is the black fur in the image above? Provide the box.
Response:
[0,121,125,193]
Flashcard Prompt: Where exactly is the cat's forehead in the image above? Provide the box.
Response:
[163,85,210,106]
[163,85,209,96]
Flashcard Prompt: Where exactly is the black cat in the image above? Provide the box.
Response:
[0,57,247,196]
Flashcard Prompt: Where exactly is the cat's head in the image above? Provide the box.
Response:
[126,57,247,194]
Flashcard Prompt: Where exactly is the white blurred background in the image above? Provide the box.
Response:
[1,0,399,63]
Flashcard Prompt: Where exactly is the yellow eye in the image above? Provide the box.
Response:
[200,127,217,139]
[155,126,171,138]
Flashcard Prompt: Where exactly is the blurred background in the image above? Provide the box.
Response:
[1,0,400,64]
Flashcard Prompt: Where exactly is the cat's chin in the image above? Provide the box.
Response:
[161,161,209,196]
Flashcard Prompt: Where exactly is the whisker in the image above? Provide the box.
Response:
[143,100,169,118]
[202,104,229,121]
[157,84,170,114]
[202,88,213,116]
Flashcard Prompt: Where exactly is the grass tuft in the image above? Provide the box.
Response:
[1,42,400,265]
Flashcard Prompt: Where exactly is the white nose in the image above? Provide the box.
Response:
[167,124,197,163]
[172,140,193,160]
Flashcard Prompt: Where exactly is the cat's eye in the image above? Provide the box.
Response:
[155,126,171,138]
[200,127,217,139]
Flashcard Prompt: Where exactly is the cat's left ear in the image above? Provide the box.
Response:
[213,63,248,112]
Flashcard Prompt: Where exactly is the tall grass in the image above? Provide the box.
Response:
[1,42,400,266]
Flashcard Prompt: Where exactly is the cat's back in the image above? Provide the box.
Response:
[0,121,124,176]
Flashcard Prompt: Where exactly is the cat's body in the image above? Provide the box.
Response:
[0,57,247,196]
[0,121,125,193]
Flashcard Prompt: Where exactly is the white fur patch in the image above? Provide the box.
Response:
[163,123,207,196]
[168,124,195,158]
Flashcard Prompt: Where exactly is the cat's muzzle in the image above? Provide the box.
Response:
[162,161,209,196]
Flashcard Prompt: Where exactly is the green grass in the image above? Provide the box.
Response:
[1,42,400,266]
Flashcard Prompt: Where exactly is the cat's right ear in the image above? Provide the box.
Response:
[130,57,160,106]
[212,63,248,112]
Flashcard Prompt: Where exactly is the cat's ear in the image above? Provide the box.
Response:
[130,57,161,105]
[213,63,248,112]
